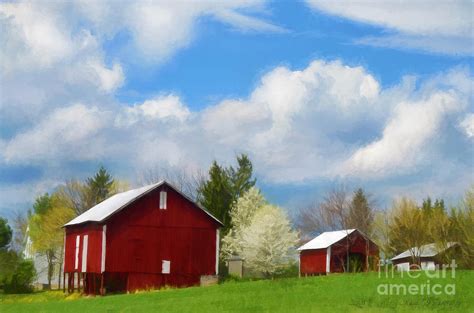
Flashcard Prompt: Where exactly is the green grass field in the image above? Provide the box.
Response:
[1,271,473,313]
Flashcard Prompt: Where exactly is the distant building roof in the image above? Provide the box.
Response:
[391,242,458,261]
[297,229,356,251]
[64,181,223,227]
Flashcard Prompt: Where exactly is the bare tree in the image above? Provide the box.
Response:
[138,165,207,201]
[296,185,350,236]
[11,210,29,253]
[55,179,93,216]
[296,185,358,272]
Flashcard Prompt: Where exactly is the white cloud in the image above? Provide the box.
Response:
[2,59,471,186]
[118,94,191,126]
[73,0,284,63]
[356,34,474,56]
[213,9,287,33]
[306,0,473,55]
[0,2,73,71]
[340,92,463,178]
[87,60,124,93]
[459,113,474,138]
[4,104,107,164]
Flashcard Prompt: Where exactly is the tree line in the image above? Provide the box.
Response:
[295,186,474,269]
[0,155,473,294]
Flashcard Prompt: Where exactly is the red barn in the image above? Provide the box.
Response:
[63,181,222,295]
[298,229,379,275]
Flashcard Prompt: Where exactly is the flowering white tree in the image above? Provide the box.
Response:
[241,204,299,277]
[222,187,299,277]
[221,187,266,259]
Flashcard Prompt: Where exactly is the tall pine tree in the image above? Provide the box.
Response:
[198,154,256,234]
[86,166,115,205]
[347,188,373,235]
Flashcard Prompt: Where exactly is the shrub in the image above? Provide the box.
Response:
[3,259,36,294]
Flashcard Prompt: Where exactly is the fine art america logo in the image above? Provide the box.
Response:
[377,260,457,296]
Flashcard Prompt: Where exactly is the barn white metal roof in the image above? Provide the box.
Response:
[390,242,457,261]
[297,229,356,251]
[64,180,223,226]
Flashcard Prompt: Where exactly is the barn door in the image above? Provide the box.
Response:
[131,239,145,272]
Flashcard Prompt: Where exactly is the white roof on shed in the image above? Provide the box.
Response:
[64,181,222,226]
[297,229,356,251]
[391,242,457,261]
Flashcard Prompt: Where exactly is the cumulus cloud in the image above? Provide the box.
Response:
[73,0,284,63]
[306,0,473,55]
[459,114,474,138]
[340,92,463,178]
[117,95,191,126]
[0,0,281,136]
[0,2,73,71]
[4,104,107,164]
[4,60,471,185]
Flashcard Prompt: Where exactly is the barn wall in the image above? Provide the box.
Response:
[64,223,103,274]
[300,249,326,274]
[330,231,379,272]
[300,231,380,275]
[104,185,218,290]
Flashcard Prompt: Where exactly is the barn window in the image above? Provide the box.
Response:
[159,191,167,210]
[162,260,171,274]
[74,235,80,270]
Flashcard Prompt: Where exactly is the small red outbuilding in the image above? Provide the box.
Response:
[298,229,379,275]
[63,181,222,295]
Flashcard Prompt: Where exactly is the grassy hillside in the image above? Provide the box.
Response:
[1,271,473,313]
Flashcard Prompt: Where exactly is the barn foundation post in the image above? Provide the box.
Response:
[100,273,104,296]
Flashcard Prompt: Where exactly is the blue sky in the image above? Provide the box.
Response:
[0,0,473,218]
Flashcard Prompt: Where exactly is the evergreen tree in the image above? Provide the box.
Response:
[198,154,256,233]
[198,161,233,231]
[228,154,256,201]
[86,166,115,205]
[347,188,373,235]
[0,217,12,250]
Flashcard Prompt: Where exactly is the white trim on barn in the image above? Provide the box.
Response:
[81,235,88,273]
[63,232,66,270]
[101,225,107,273]
[75,235,80,270]
[215,229,220,275]
[326,246,331,273]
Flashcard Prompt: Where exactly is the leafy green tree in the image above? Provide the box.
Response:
[198,154,256,233]
[449,186,474,268]
[0,217,12,250]
[86,166,115,205]
[32,193,52,215]
[347,188,373,235]
[0,217,15,287]
[421,197,445,216]
[3,259,36,294]
[388,198,430,265]
[29,193,75,289]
